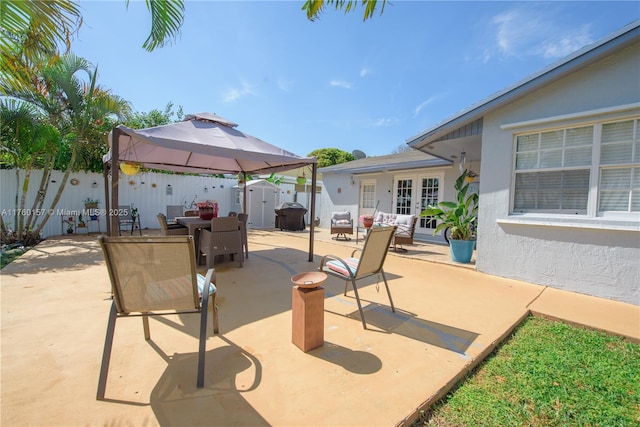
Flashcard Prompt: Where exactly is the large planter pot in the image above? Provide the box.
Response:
[198,207,214,220]
[449,239,475,263]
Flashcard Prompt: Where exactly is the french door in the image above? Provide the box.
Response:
[393,173,443,234]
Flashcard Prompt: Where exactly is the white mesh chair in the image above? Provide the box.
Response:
[97,235,218,399]
[319,225,397,329]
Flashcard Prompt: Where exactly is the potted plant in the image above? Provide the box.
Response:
[465,170,478,183]
[64,217,75,234]
[196,200,218,220]
[77,213,86,228]
[420,170,478,263]
[83,197,99,209]
[359,214,375,228]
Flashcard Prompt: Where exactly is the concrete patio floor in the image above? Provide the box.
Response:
[1,228,638,427]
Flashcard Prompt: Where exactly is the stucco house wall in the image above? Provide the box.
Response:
[477,41,640,305]
[318,173,359,228]
[319,161,477,243]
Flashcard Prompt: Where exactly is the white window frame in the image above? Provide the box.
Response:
[502,106,640,231]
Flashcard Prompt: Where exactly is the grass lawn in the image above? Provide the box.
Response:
[1,246,29,269]
[414,316,640,426]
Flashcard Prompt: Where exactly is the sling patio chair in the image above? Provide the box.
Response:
[319,225,397,329]
[97,235,219,400]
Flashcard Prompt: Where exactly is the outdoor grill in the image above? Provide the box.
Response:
[274,202,307,231]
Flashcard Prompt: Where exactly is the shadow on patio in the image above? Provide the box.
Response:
[0,230,589,426]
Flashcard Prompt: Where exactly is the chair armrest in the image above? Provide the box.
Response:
[198,268,216,295]
[319,254,355,279]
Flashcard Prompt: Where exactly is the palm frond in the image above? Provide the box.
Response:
[137,0,185,52]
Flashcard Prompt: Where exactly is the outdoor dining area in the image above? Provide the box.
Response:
[156,208,249,269]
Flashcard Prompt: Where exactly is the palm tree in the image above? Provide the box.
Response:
[3,53,131,238]
[301,0,387,21]
[0,99,60,242]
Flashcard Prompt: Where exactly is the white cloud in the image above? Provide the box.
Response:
[277,79,293,92]
[329,80,353,89]
[414,96,437,117]
[488,7,594,60]
[372,117,393,127]
[538,25,593,58]
[223,81,255,102]
[360,67,372,77]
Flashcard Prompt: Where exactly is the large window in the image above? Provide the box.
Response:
[513,118,639,216]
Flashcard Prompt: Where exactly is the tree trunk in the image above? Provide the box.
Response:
[32,148,77,236]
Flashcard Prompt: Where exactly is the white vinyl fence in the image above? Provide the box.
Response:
[0,169,318,239]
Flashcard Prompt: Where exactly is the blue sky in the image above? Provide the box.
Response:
[72,1,639,157]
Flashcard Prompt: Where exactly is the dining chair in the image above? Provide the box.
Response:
[198,217,244,268]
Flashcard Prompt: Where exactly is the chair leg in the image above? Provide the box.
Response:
[349,279,368,329]
[197,289,210,388]
[142,314,151,340]
[96,302,117,400]
[380,270,395,313]
[210,292,219,335]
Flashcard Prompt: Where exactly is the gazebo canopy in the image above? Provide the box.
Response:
[104,113,318,260]
[104,113,316,174]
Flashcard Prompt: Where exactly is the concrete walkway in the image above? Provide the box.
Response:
[1,229,638,427]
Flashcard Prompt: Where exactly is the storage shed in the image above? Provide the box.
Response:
[233,179,281,229]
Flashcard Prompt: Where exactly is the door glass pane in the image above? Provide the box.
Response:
[395,179,412,215]
[420,177,439,228]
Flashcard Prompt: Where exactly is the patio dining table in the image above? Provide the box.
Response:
[175,216,211,236]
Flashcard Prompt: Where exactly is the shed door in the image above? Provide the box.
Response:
[262,188,278,228]
[248,186,279,228]
[248,188,262,228]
